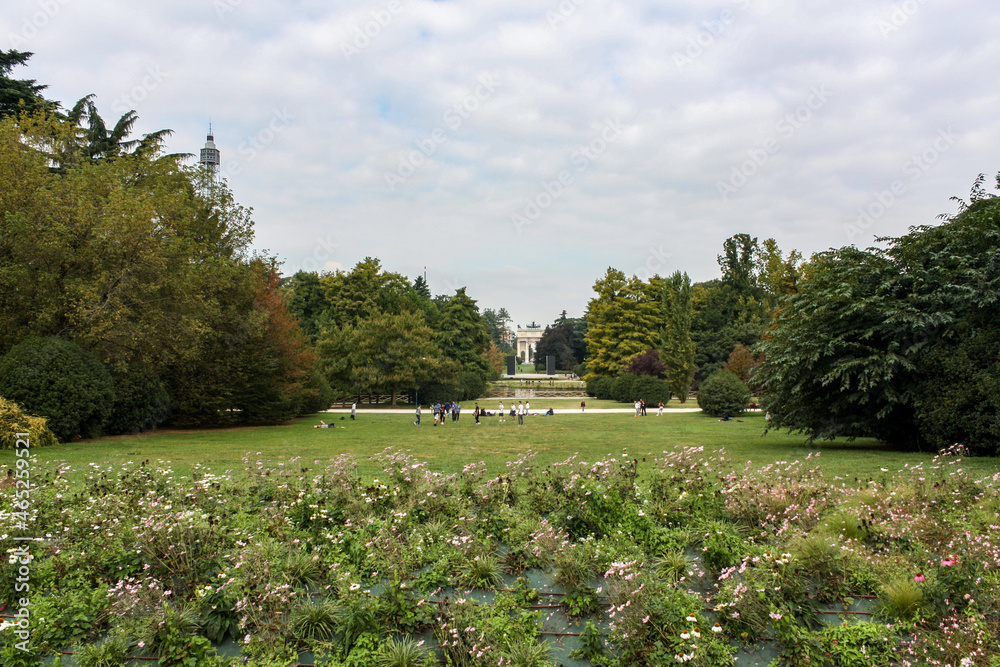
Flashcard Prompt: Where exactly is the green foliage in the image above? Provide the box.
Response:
[661,270,697,402]
[0,396,57,449]
[633,374,671,406]
[697,369,751,417]
[585,375,613,400]
[75,635,134,667]
[534,316,580,370]
[0,337,114,441]
[757,179,1000,452]
[104,366,170,435]
[288,597,339,645]
[376,636,434,667]
[0,50,52,119]
[585,268,663,378]
[610,373,638,403]
[875,577,926,621]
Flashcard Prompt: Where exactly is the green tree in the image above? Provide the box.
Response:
[584,269,662,378]
[0,337,115,441]
[757,175,1000,453]
[0,50,51,119]
[320,257,420,326]
[436,287,493,380]
[660,271,697,402]
[481,307,514,354]
[284,270,328,341]
[320,310,443,405]
[534,315,577,371]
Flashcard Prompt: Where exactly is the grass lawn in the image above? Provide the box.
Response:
[18,410,1000,483]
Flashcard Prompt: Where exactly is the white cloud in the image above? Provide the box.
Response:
[3,0,998,325]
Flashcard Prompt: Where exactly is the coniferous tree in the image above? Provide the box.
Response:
[661,271,697,402]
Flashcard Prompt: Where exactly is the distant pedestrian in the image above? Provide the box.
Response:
[581,400,586,412]
[351,402,357,420]
[433,404,440,426]
[525,400,530,418]
[474,403,481,424]
[634,400,640,417]
[498,402,505,422]
[640,399,647,416]
[415,404,421,425]
[657,401,664,416]
[517,401,524,426]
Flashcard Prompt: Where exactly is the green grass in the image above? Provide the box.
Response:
[15,411,1000,483]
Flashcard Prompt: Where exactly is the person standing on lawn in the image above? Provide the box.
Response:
[415,404,421,425]
[498,401,505,423]
[351,402,357,420]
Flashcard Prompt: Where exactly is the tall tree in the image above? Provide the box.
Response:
[660,271,697,402]
[0,50,51,119]
[534,316,577,371]
[584,268,662,378]
[436,287,493,379]
[320,257,420,326]
[481,307,514,354]
[757,175,1000,453]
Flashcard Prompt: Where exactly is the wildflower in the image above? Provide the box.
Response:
[712,623,722,633]
[680,631,691,640]
[913,573,925,583]
[685,614,697,622]
[349,583,361,591]
[942,556,955,567]
[769,611,783,620]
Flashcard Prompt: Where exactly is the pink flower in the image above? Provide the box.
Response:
[914,573,925,583]
[942,557,955,567]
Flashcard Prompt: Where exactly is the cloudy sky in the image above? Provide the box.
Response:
[4,0,998,327]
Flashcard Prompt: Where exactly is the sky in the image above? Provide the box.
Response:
[4,0,999,329]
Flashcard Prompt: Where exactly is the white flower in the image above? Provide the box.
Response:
[349,583,361,591]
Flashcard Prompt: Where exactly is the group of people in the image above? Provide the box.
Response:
[633,399,666,416]
[415,401,465,426]
[414,400,553,426]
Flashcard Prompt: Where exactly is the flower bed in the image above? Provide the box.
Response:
[1,444,998,666]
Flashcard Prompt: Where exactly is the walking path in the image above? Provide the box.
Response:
[323,407,702,414]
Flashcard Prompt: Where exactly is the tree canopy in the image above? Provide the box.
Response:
[756,175,1000,454]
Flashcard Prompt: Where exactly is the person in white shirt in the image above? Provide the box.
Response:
[516,401,524,426]
[498,402,504,422]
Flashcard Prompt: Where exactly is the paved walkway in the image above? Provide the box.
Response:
[323,407,702,414]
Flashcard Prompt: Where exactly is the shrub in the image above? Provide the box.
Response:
[611,373,639,403]
[0,397,57,449]
[0,337,115,441]
[632,375,671,406]
[298,367,334,415]
[697,369,750,417]
[586,376,613,400]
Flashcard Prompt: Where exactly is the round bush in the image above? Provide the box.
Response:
[697,369,751,417]
[611,373,639,404]
[586,375,613,400]
[632,375,671,406]
[0,397,58,449]
[0,337,115,441]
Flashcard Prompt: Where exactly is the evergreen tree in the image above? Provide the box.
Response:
[436,287,493,379]
[660,271,697,402]
[0,50,51,119]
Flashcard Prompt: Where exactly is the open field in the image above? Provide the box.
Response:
[17,410,1000,482]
